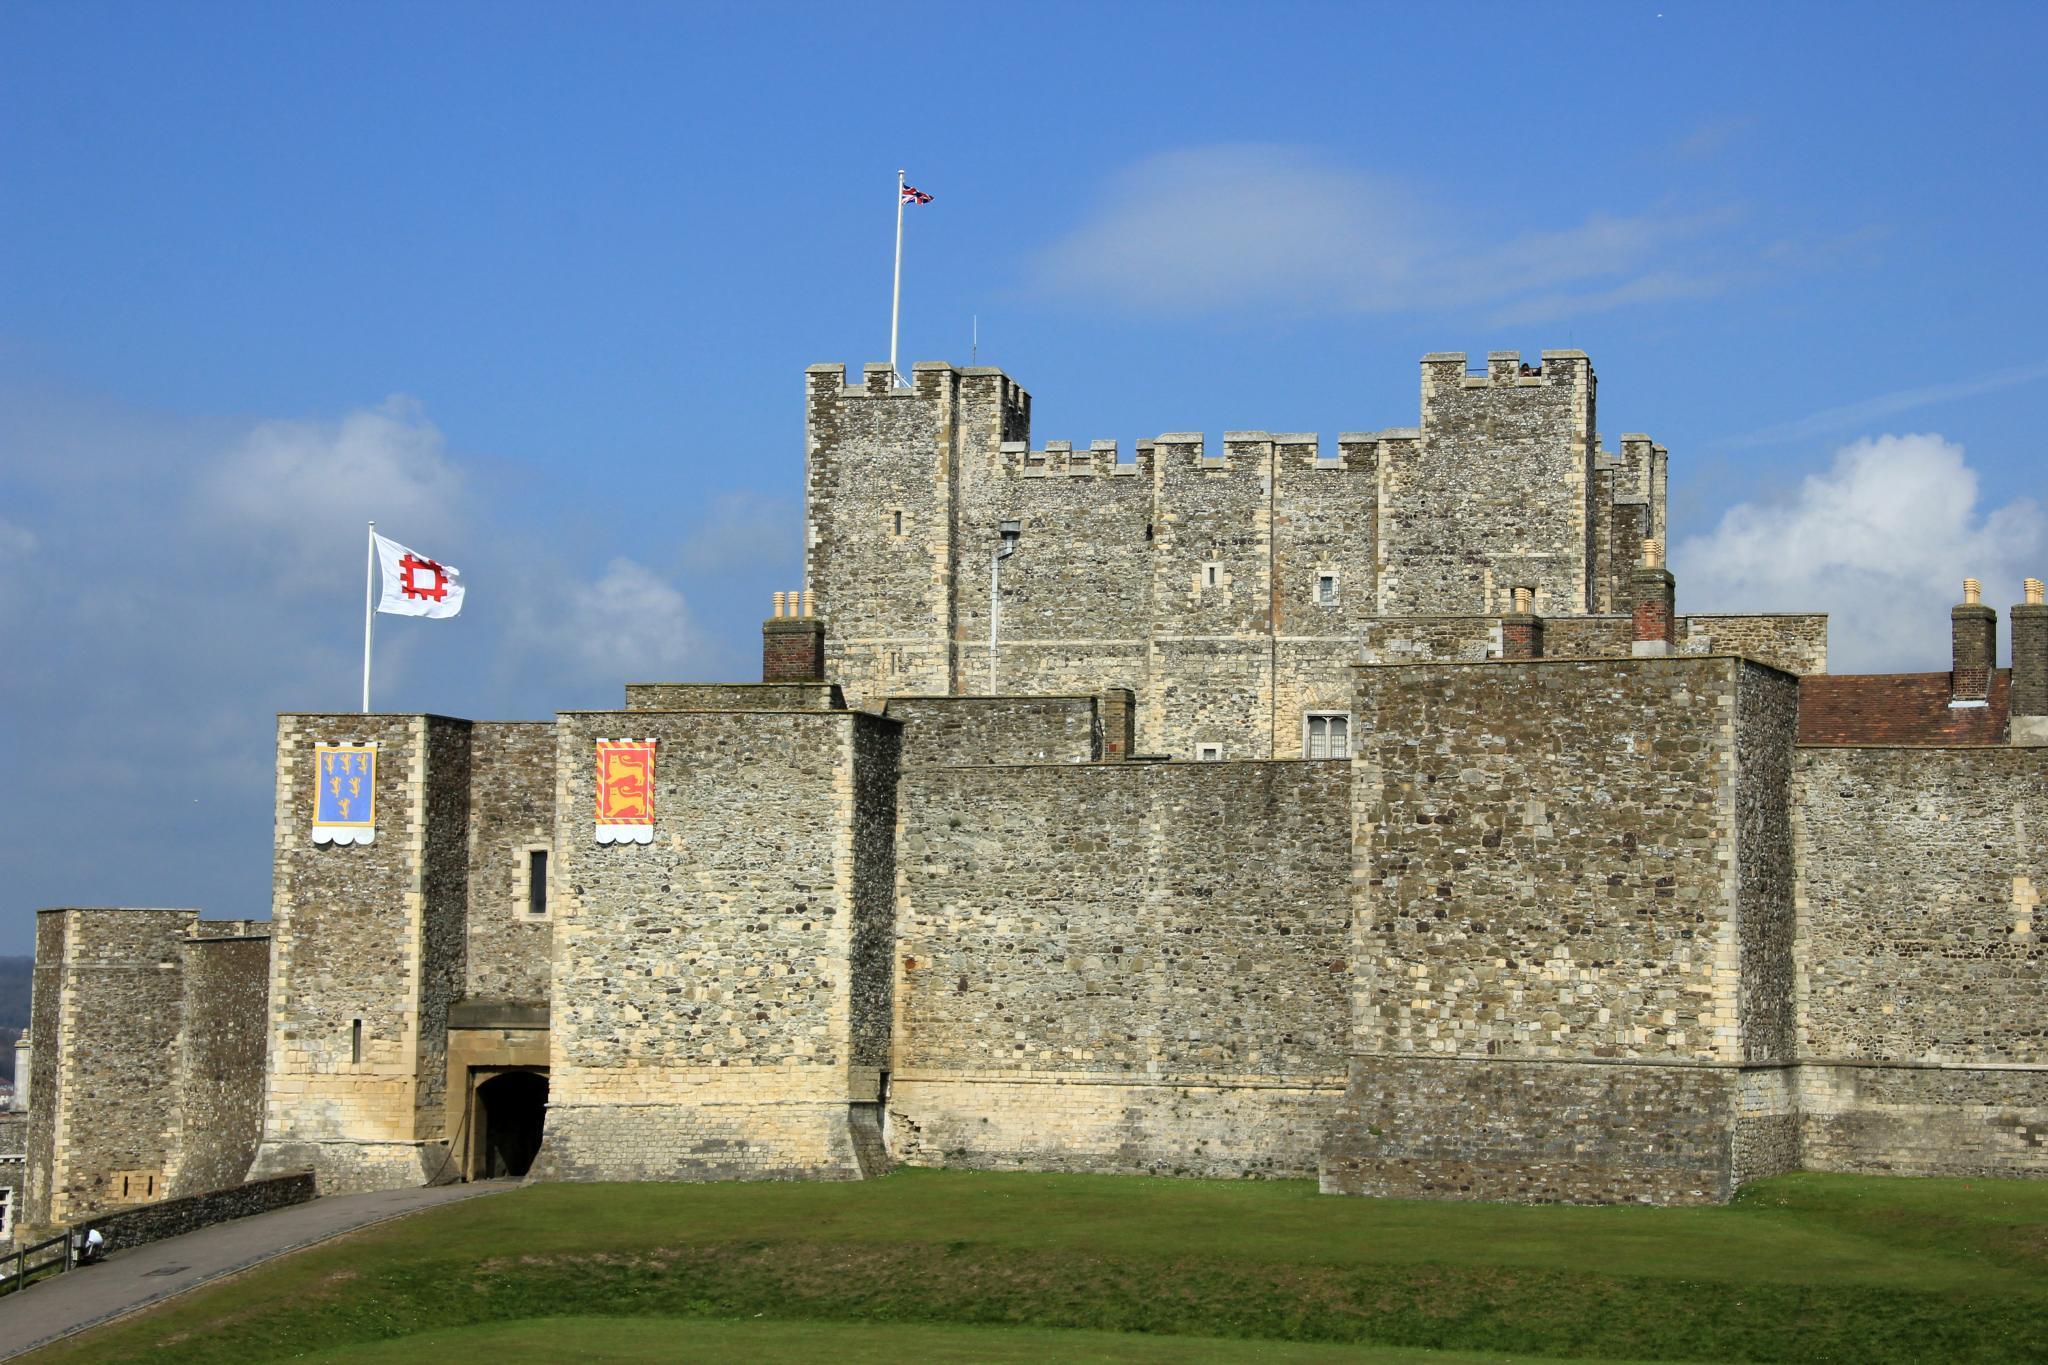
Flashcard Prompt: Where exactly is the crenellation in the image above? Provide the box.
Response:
[22,345,2034,1219]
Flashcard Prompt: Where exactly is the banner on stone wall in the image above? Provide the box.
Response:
[312,742,377,845]
[594,738,656,844]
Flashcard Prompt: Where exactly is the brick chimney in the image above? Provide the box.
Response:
[2012,577,2047,745]
[764,589,825,683]
[1630,539,1675,657]
[1950,577,1996,706]
[1501,585,1545,660]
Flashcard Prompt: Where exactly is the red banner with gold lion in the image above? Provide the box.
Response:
[594,738,656,844]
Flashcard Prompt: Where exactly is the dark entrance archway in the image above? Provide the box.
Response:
[474,1069,548,1179]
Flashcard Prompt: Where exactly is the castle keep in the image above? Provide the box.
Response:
[14,349,2045,1236]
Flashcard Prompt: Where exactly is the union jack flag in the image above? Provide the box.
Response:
[901,184,933,205]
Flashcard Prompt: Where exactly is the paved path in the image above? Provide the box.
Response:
[2,1180,513,1359]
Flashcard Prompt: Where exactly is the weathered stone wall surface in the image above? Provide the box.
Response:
[464,722,553,1004]
[169,934,270,1198]
[28,909,191,1226]
[80,1171,314,1252]
[250,714,469,1194]
[1794,747,2045,1064]
[1322,1057,1739,1204]
[959,438,1154,716]
[1790,745,2047,1176]
[1794,1064,2048,1177]
[809,364,1030,706]
[1683,615,1828,676]
[1380,352,1595,617]
[532,708,895,1181]
[25,912,64,1225]
[807,352,1676,759]
[625,683,844,712]
[1325,656,1797,1202]
[884,696,1099,766]
[892,760,1350,1176]
[849,719,900,1072]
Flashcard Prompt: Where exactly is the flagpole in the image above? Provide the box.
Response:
[362,521,375,714]
[889,169,905,387]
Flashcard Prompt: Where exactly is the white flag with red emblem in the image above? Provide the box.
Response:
[374,533,465,618]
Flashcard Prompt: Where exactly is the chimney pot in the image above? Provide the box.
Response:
[2012,577,2048,740]
[1951,587,1998,705]
[1512,585,1534,614]
[772,591,786,618]
[1642,538,1663,569]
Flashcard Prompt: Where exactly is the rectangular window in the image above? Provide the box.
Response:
[1306,713,1351,760]
[1196,743,1223,761]
[351,1018,363,1065]
[1316,572,1338,606]
[0,1186,11,1240]
[527,849,549,918]
[892,509,904,536]
[1203,563,1221,590]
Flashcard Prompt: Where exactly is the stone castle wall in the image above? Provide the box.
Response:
[532,708,897,1182]
[464,722,554,1005]
[168,933,271,1197]
[25,909,192,1225]
[806,351,1824,763]
[884,696,1101,766]
[249,714,470,1194]
[1322,656,1801,1204]
[890,759,1350,1177]
[1791,745,2048,1176]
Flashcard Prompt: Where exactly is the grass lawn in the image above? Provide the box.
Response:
[32,1169,2048,1363]
[293,1315,1665,1363]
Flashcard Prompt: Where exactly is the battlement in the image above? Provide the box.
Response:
[1001,439,1148,477]
[804,361,1032,412]
[1421,349,1591,390]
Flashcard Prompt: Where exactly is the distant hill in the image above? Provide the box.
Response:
[1,955,29,1084]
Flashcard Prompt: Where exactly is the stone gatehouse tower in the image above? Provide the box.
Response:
[16,349,2044,1231]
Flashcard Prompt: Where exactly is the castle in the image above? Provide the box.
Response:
[8,349,2044,1240]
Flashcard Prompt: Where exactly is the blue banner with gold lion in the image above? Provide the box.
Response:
[313,742,377,845]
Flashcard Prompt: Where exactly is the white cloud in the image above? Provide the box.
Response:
[510,557,708,683]
[0,518,36,559]
[1031,144,1787,324]
[1677,433,2047,672]
[196,396,463,589]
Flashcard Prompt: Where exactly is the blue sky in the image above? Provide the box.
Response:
[4,3,2046,951]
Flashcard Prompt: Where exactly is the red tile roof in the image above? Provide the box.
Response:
[1797,670,2011,746]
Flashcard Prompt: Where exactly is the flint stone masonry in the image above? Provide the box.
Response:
[893,760,1350,1176]
[22,348,2044,1213]
[465,722,555,1005]
[530,708,898,1181]
[78,1171,315,1253]
[625,682,845,712]
[883,695,1102,766]
[25,910,190,1226]
[1322,656,1802,1203]
[1790,744,2048,1177]
[169,933,270,1198]
[804,350,1801,761]
[248,714,471,1196]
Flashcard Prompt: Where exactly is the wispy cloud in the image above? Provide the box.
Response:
[1031,144,1857,326]
[1714,359,2048,450]
[1677,432,2046,671]
[1671,116,1756,161]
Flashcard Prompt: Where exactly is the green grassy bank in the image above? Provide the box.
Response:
[36,1169,2048,1363]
